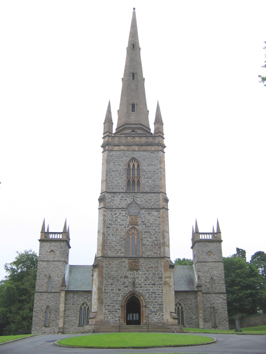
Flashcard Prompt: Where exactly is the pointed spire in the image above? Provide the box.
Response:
[192,226,195,238]
[67,226,70,240]
[103,100,113,136]
[216,219,221,233]
[46,224,49,233]
[115,9,151,135]
[63,219,67,233]
[195,220,199,233]
[41,219,45,232]
[212,225,215,234]
[154,101,164,135]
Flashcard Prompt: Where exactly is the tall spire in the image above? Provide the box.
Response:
[115,9,151,135]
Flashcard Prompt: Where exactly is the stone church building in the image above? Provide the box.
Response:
[32,10,229,334]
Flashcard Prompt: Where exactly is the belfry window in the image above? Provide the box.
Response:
[79,302,90,326]
[125,227,141,257]
[126,158,141,192]
[131,103,136,112]
[132,72,135,80]
[175,302,184,326]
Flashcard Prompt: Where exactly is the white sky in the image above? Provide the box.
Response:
[0,1,265,281]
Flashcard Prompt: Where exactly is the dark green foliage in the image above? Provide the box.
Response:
[250,251,266,312]
[0,250,38,335]
[224,255,264,318]
[258,42,266,86]
[174,258,193,265]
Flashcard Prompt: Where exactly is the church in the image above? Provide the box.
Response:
[32,10,229,334]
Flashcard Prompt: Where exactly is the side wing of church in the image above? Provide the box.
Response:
[32,10,229,334]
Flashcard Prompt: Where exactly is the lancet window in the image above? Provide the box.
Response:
[125,227,141,257]
[47,276,51,292]
[210,278,214,293]
[44,307,49,327]
[79,302,90,326]
[126,158,141,192]
[131,103,136,112]
[212,306,217,328]
[175,302,184,326]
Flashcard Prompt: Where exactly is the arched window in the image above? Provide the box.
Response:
[79,302,90,326]
[125,227,142,257]
[175,302,184,326]
[44,307,49,327]
[126,158,141,192]
[210,278,214,293]
[212,306,217,328]
[132,72,135,80]
[47,276,51,292]
[131,103,136,112]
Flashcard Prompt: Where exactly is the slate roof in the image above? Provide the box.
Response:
[174,265,197,291]
[65,265,92,291]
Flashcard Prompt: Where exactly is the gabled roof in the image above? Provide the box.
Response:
[65,265,92,291]
[174,265,197,291]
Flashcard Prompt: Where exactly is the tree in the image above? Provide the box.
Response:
[258,42,266,86]
[174,258,193,265]
[250,251,266,312]
[223,255,264,318]
[0,250,38,335]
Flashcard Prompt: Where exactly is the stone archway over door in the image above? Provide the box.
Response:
[126,296,140,325]
[121,291,146,325]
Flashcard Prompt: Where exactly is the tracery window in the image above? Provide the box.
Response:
[44,306,49,327]
[79,302,90,326]
[125,227,141,257]
[126,158,141,192]
[175,302,184,326]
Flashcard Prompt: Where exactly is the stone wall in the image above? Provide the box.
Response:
[202,293,229,330]
[106,151,161,192]
[32,292,60,334]
[64,291,92,333]
[229,313,266,329]
[175,291,199,328]
[103,257,164,323]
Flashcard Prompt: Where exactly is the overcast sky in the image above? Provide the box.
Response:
[0,1,265,281]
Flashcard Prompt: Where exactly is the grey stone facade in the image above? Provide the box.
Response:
[31,9,229,334]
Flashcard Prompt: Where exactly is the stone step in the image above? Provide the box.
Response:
[91,323,183,333]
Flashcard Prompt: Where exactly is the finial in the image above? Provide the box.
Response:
[217,219,221,233]
[41,219,45,232]
[195,219,199,233]
[63,219,67,233]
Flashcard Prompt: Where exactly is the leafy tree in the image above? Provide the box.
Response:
[0,250,38,335]
[224,255,264,318]
[174,258,193,265]
[250,251,266,312]
[258,42,266,86]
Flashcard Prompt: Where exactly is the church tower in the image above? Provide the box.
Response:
[90,9,177,328]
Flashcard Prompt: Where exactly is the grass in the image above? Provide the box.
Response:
[57,333,214,348]
[0,334,33,344]
[184,325,266,335]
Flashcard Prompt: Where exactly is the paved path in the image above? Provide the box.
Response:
[1,333,266,354]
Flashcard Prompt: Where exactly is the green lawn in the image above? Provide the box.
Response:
[0,335,33,344]
[184,325,266,335]
[57,333,214,348]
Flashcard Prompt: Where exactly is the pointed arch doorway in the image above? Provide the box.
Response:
[121,291,146,325]
[126,296,140,325]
